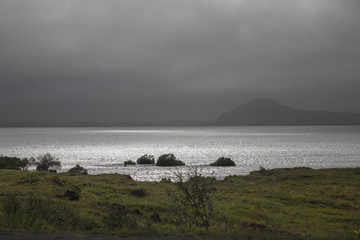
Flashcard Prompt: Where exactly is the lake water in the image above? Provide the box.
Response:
[0,126,359,181]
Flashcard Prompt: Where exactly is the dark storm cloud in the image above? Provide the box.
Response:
[1,0,360,122]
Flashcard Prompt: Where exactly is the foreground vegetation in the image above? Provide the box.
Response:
[0,167,360,239]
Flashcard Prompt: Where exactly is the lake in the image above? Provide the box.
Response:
[0,126,359,181]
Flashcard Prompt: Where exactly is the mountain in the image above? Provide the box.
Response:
[0,120,213,127]
[0,121,110,127]
[216,99,360,125]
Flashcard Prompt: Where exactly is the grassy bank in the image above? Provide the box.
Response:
[0,167,359,239]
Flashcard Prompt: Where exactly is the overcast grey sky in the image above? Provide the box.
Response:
[1,0,359,122]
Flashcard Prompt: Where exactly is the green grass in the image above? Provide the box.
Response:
[0,167,360,239]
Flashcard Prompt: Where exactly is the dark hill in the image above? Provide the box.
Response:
[216,98,360,125]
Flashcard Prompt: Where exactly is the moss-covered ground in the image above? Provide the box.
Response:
[0,167,360,239]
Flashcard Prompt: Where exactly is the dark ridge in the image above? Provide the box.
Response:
[216,98,360,125]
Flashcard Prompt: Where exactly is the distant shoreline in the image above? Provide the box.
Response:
[1,123,360,128]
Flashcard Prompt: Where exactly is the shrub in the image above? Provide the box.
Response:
[18,157,36,171]
[64,190,81,201]
[124,160,136,166]
[0,156,35,171]
[210,157,236,166]
[137,154,155,164]
[68,164,88,175]
[168,167,215,231]
[35,154,61,172]
[156,154,185,166]
[130,188,147,197]
[0,156,21,170]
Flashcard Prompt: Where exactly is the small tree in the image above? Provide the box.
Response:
[18,157,36,171]
[0,156,36,171]
[169,167,215,231]
[35,154,61,172]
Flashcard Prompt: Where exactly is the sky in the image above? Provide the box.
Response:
[1,0,360,122]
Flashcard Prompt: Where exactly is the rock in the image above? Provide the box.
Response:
[137,154,155,164]
[156,154,185,166]
[124,160,136,167]
[210,157,236,166]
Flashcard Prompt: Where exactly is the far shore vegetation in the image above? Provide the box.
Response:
[0,154,360,239]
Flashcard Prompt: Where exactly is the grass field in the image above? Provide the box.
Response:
[0,167,359,239]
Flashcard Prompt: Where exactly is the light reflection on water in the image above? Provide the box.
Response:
[0,126,359,181]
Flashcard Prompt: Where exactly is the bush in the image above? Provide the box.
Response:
[210,157,236,166]
[124,160,136,166]
[64,189,81,201]
[35,154,61,172]
[130,188,147,197]
[0,156,21,170]
[68,164,88,175]
[168,167,215,232]
[156,154,185,166]
[18,157,36,171]
[0,156,35,171]
[137,154,155,164]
